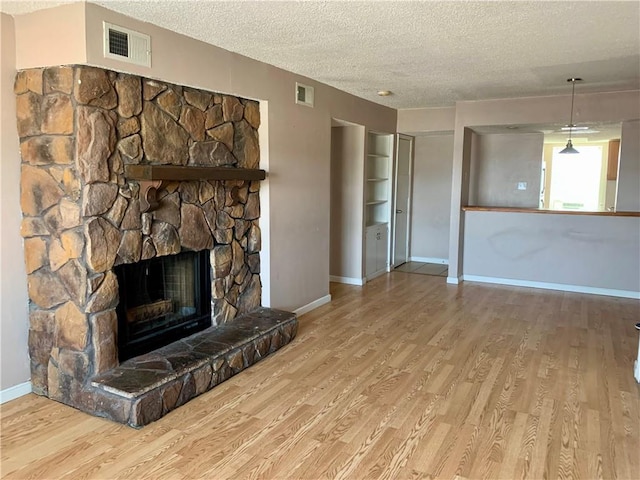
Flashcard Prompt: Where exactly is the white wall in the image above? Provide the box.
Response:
[1,3,397,392]
[469,132,543,208]
[464,211,640,296]
[410,135,453,261]
[1,13,30,391]
[330,125,365,281]
[617,119,640,212]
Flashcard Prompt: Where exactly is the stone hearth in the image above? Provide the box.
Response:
[92,308,297,427]
[16,65,296,425]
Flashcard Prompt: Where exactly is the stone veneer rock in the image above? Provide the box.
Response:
[17,65,267,421]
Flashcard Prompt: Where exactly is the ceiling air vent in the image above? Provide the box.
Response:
[103,22,151,67]
[295,82,314,107]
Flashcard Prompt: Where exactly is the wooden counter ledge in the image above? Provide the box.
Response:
[462,206,640,217]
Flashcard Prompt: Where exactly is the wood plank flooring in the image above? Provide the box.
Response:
[2,273,639,479]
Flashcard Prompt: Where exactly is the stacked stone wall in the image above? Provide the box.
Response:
[16,65,262,413]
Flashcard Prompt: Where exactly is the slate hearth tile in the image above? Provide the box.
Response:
[121,358,172,372]
[121,350,165,363]
[280,322,298,343]
[187,339,234,357]
[181,331,232,350]
[246,307,294,322]
[206,327,261,348]
[225,321,266,333]
[163,351,210,374]
[224,326,268,342]
[130,390,163,427]
[226,349,245,373]
[92,368,179,398]
[175,374,196,408]
[254,335,271,357]
[242,342,258,365]
[235,312,295,330]
[233,318,278,333]
[269,330,284,354]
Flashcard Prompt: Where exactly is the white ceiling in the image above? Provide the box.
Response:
[2,0,639,109]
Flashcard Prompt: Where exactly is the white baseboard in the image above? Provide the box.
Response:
[293,294,332,316]
[329,275,365,286]
[636,336,640,383]
[446,276,461,285]
[410,257,448,265]
[462,275,640,299]
[0,381,32,404]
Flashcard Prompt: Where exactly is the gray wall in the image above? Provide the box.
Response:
[330,125,365,280]
[469,132,543,208]
[411,135,453,261]
[1,14,30,391]
[616,119,640,212]
[441,90,640,280]
[2,4,398,394]
[464,211,640,293]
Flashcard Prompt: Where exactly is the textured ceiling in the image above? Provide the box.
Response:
[2,0,639,108]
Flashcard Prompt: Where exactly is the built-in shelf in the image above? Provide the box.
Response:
[124,165,267,182]
[365,132,393,230]
[364,131,393,278]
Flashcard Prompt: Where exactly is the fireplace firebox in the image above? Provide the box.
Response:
[115,250,212,361]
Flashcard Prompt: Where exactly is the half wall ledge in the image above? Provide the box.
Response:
[91,308,297,428]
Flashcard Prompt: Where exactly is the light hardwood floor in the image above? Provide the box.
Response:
[2,273,639,479]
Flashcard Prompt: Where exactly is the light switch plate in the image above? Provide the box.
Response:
[517,182,527,190]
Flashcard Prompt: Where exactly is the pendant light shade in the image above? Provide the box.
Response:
[559,139,579,154]
[560,77,582,154]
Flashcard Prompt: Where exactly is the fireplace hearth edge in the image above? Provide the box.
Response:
[91,307,297,427]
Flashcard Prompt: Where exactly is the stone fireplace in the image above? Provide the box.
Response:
[17,65,297,426]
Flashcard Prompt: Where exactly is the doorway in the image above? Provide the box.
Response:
[393,135,413,268]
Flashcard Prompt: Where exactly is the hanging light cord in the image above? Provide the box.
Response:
[568,78,576,142]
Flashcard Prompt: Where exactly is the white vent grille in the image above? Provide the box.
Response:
[295,82,314,107]
[103,22,151,67]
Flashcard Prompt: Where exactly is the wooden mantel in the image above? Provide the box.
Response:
[124,165,266,212]
[124,165,267,182]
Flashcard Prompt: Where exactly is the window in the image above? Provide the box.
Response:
[547,145,604,211]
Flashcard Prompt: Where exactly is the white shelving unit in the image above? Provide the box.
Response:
[365,132,393,279]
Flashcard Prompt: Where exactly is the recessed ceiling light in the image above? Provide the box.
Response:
[377,90,392,96]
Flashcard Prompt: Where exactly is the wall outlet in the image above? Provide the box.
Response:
[517,182,527,190]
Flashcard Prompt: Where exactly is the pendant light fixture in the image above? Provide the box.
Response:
[559,77,582,154]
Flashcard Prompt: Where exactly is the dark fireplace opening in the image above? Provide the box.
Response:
[114,250,212,362]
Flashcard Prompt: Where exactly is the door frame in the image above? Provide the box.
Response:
[392,134,414,268]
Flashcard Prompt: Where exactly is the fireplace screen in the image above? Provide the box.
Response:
[114,250,212,361]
